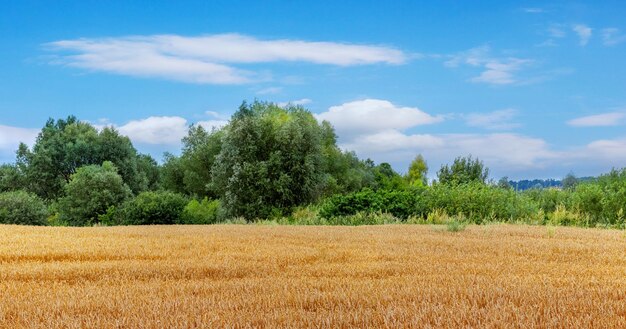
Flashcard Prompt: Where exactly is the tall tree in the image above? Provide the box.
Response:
[17,116,156,199]
[211,101,325,219]
[407,154,428,187]
[437,155,489,185]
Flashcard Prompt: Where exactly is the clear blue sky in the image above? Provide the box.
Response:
[1,0,625,179]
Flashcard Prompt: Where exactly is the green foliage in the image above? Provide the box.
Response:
[446,220,467,232]
[0,164,26,192]
[372,163,408,191]
[211,101,326,219]
[0,190,48,225]
[562,172,578,190]
[17,116,156,199]
[437,155,489,186]
[319,188,423,220]
[116,191,188,225]
[58,162,131,226]
[407,154,428,187]
[181,198,221,224]
[161,125,224,198]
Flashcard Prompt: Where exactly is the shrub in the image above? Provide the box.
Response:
[548,204,589,227]
[0,191,48,225]
[446,220,467,232]
[180,198,221,224]
[326,212,400,226]
[116,191,188,225]
[319,188,423,219]
[58,162,131,226]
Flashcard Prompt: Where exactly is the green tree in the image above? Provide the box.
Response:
[437,155,489,185]
[0,190,48,226]
[16,117,158,199]
[58,161,131,226]
[562,172,578,190]
[0,164,26,192]
[407,155,428,187]
[372,163,407,190]
[211,101,325,219]
[497,176,512,190]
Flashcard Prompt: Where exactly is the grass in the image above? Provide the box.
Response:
[0,224,625,327]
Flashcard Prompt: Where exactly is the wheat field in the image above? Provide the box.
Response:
[0,224,625,328]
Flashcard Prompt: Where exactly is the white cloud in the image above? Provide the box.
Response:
[567,112,626,127]
[0,125,39,161]
[602,28,626,46]
[316,99,443,138]
[46,34,407,84]
[256,87,283,95]
[445,46,533,85]
[277,98,312,107]
[115,116,189,145]
[465,109,521,130]
[573,24,592,46]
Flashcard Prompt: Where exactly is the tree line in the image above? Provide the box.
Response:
[0,101,625,228]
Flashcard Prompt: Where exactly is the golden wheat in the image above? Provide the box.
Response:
[0,224,625,328]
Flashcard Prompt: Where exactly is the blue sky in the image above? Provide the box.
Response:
[1,0,626,179]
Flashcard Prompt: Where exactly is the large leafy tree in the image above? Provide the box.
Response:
[211,101,325,219]
[437,155,489,185]
[58,161,132,226]
[17,116,157,199]
[159,125,223,198]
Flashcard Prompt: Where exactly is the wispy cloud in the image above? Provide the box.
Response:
[572,24,592,46]
[465,109,521,130]
[445,46,533,85]
[277,98,312,108]
[46,34,407,84]
[567,111,626,127]
[602,28,626,46]
[255,87,283,95]
[522,7,545,14]
[548,25,566,38]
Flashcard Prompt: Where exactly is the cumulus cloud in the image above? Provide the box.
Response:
[46,34,407,84]
[465,109,521,130]
[573,24,592,46]
[0,125,39,161]
[115,116,189,145]
[103,116,227,145]
[316,99,443,138]
[317,99,626,178]
[567,112,626,127]
[445,46,533,85]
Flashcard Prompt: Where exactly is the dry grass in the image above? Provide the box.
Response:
[0,224,625,328]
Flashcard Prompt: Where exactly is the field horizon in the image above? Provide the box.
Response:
[1,224,624,328]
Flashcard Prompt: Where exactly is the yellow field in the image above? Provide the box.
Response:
[0,224,625,328]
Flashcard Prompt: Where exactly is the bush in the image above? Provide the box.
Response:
[116,191,188,225]
[180,198,221,224]
[424,183,536,224]
[320,188,423,219]
[58,162,131,226]
[326,212,400,226]
[0,191,48,225]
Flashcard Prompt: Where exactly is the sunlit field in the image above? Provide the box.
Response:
[1,224,625,328]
